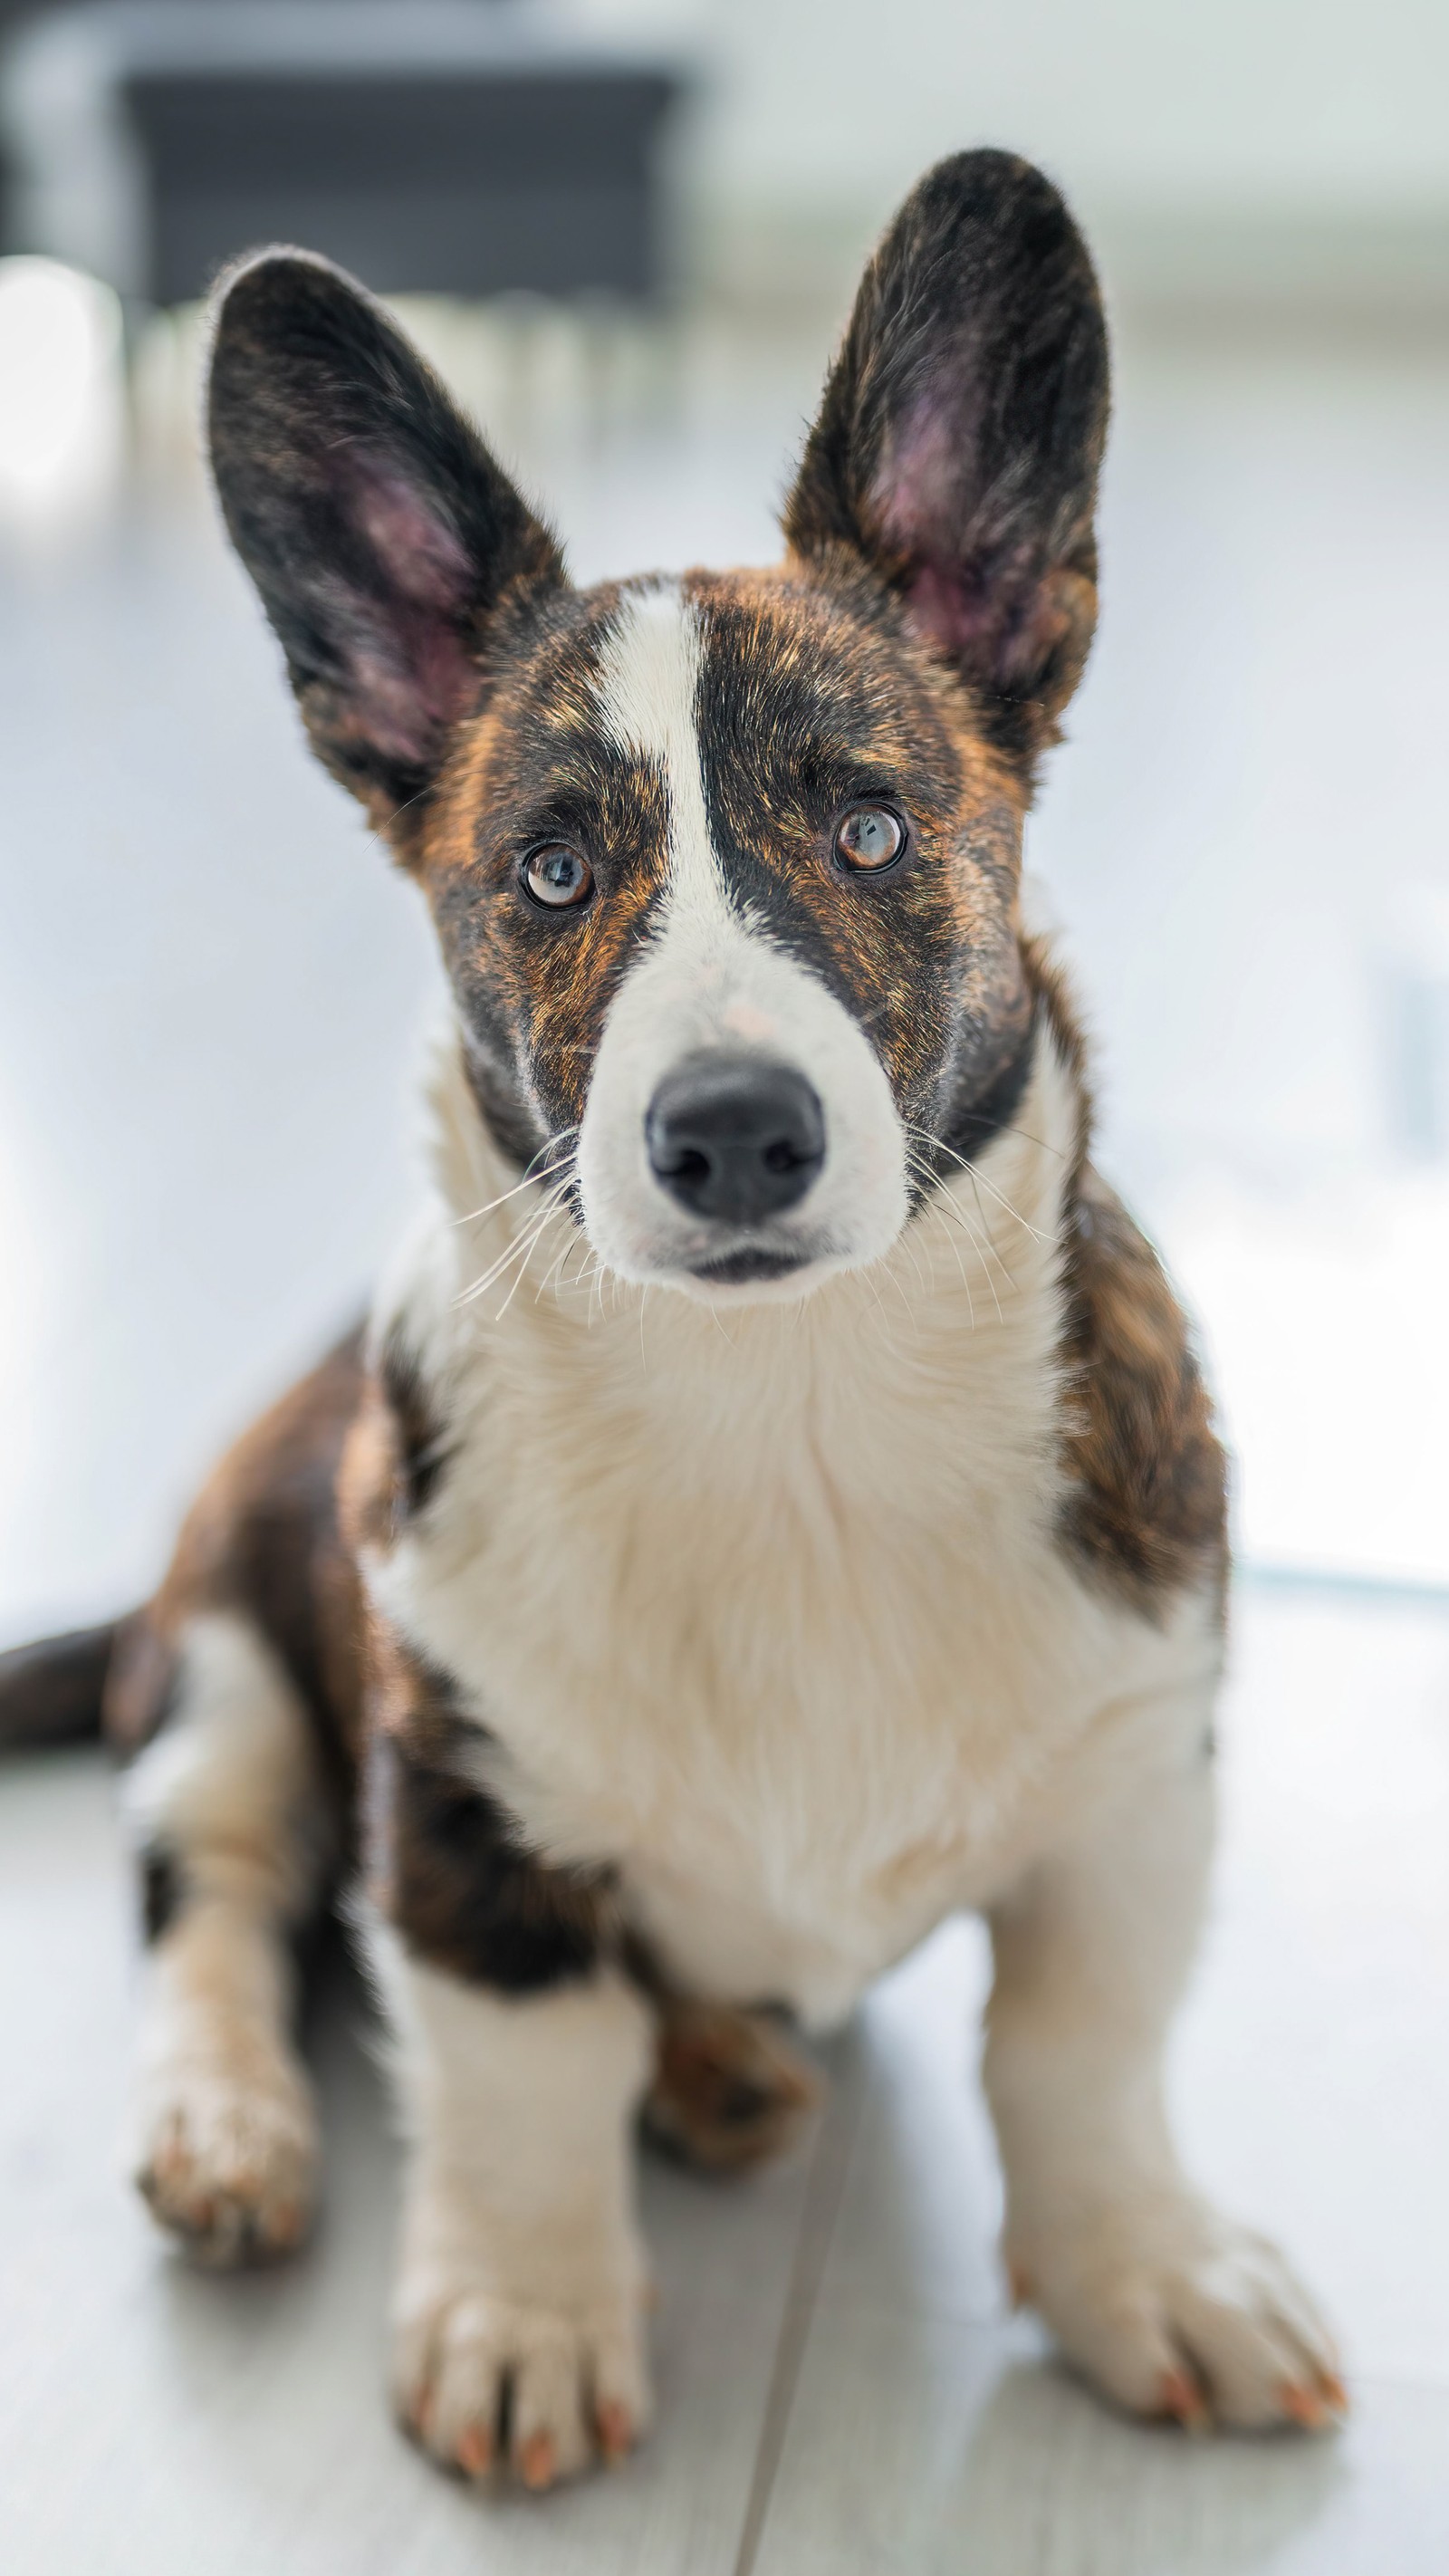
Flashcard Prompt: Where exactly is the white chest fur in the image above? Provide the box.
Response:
[367,1032,1219,2027]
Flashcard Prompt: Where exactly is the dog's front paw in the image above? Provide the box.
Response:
[134,2049,318,2266]
[1011,2196,1347,2433]
[393,2270,652,2490]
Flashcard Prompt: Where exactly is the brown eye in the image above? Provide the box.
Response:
[522,844,594,910]
[834,804,905,871]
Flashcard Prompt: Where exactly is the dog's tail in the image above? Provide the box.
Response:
[0,1621,117,1751]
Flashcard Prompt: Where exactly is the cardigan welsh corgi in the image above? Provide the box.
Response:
[0,149,1344,2487]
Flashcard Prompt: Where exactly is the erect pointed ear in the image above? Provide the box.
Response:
[783,151,1108,759]
[207,250,564,846]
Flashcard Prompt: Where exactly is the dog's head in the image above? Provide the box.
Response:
[208,150,1107,1303]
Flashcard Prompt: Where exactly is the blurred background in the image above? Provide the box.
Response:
[0,0,1445,1639]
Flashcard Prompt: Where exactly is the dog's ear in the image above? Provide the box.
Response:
[207,250,564,846]
[783,151,1108,758]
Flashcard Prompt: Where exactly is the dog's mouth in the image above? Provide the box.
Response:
[684,1245,814,1288]
[615,1219,846,1305]
[584,1206,887,1309]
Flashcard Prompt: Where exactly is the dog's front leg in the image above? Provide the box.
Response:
[364,1721,652,2490]
[383,1955,652,2489]
[984,1717,1345,2432]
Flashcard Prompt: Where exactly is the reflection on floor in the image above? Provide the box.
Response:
[2,1588,1445,2574]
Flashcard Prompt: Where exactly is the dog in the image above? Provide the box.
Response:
[0,149,1344,2488]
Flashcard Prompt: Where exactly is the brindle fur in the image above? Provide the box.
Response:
[783,152,1108,769]
[418,560,1040,1179]
[206,253,564,838]
[1024,944,1227,1611]
[2,149,1223,2121]
[0,1621,118,1750]
[360,1621,617,1994]
[103,1332,366,1779]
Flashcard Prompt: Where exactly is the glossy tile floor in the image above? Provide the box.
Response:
[4,1587,1448,2573]
[1,293,1447,2565]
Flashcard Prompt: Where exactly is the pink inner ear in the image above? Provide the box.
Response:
[338,458,480,763]
[871,395,1051,687]
[336,635,470,767]
[353,464,474,611]
[902,553,1066,698]
[871,389,971,554]
[898,559,994,658]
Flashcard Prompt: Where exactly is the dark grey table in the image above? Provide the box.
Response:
[2,2,687,306]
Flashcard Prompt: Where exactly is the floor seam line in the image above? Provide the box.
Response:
[729,2059,866,2576]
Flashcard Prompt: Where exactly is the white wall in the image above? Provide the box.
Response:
[699,0,1449,215]
[578,0,1449,296]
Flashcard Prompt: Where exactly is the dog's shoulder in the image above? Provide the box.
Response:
[1012,936,1227,1622]
[1055,1158,1228,1618]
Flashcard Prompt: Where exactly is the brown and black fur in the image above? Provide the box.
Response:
[2,146,1223,1866]
[0,146,1225,2229]
[103,1331,368,1778]
[360,1616,617,1995]
[203,153,1104,1196]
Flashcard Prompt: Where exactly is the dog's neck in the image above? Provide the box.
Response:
[390,1005,1081,1523]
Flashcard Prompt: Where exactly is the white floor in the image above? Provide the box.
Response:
[3,1586,1447,2573]
[1,288,1447,2564]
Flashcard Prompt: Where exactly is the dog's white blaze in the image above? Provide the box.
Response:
[581,579,909,1292]
[595,579,726,927]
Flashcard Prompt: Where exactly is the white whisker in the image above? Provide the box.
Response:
[909,1126,1051,1246]
[962,1168,1022,1300]
[453,1130,579,1230]
[492,1204,570,1322]
[455,1173,575,1306]
[916,1192,974,1320]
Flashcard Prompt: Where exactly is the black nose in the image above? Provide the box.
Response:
[646,1053,826,1223]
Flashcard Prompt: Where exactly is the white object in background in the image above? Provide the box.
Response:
[0,256,124,536]
[1383,882,1449,1161]
[1166,1171,1449,1592]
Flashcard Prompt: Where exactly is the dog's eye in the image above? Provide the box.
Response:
[522,844,594,910]
[834,805,905,871]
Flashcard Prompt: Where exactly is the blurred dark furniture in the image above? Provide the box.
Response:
[2,4,687,306]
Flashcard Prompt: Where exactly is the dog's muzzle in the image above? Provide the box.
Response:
[576,921,908,1300]
[645,1051,826,1226]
